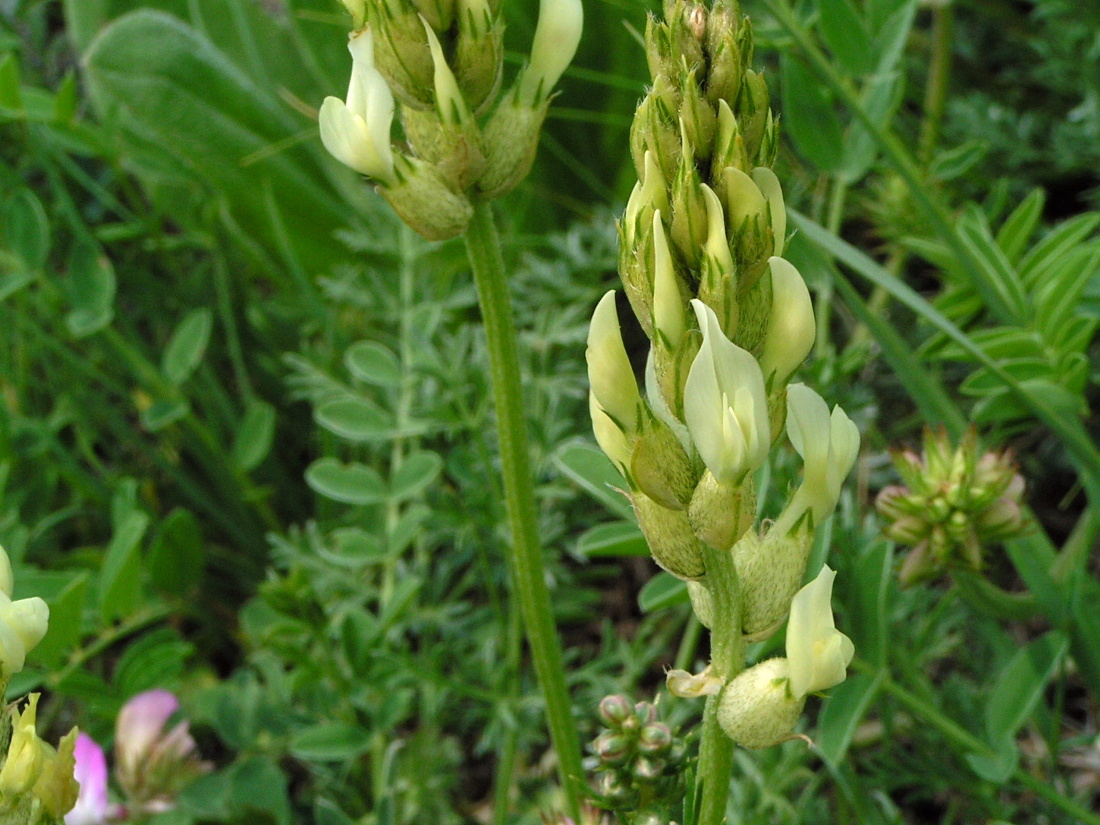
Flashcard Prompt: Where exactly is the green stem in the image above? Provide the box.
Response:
[463,201,585,821]
[696,543,745,825]
[918,4,955,166]
[854,660,1100,825]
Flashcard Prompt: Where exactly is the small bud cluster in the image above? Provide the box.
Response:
[587,1,858,749]
[0,545,79,822]
[320,0,583,240]
[876,428,1027,587]
[589,695,687,821]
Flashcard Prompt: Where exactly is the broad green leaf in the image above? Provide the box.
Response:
[231,400,276,472]
[314,799,356,825]
[965,742,1018,784]
[0,52,21,114]
[638,572,688,613]
[780,55,845,172]
[32,572,90,668]
[869,0,916,68]
[65,238,116,337]
[816,670,884,764]
[576,522,649,558]
[840,70,899,182]
[387,505,429,556]
[553,442,634,521]
[99,509,149,621]
[113,627,192,696]
[82,10,354,273]
[290,723,371,762]
[229,757,291,825]
[161,308,213,385]
[329,528,387,564]
[817,0,874,76]
[379,576,421,628]
[147,507,205,597]
[315,398,393,441]
[982,632,1068,756]
[3,189,49,272]
[995,188,1045,264]
[305,458,387,506]
[140,398,190,431]
[345,341,403,387]
[390,451,443,500]
[0,267,33,300]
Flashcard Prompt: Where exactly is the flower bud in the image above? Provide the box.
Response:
[0,696,46,797]
[687,468,753,551]
[516,0,584,106]
[422,20,471,126]
[587,291,642,433]
[638,723,673,754]
[683,300,770,484]
[630,95,681,186]
[632,493,705,579]
[382,156,474,240]
[697,183,738,338]
[651,213,688,348]
[786,565,854,700]
[411,0,455,33]
[669,126,708,266]
[732,521,814,638]
[705,19,742,105]
[679,67,716,158]
[319,30,397,184]
[712,100,749,177]
[631,417,696,510]
[632,755,665,782]
[598,694,634,727]
[759,257,815,388]
[369,5,435,108]
[454,0,504,114]
[717,658,804,749]
[593,731,631,765]
[474,92,551,199]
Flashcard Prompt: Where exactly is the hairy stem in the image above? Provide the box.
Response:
[464,201,585,820]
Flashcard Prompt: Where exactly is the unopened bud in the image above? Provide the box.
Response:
[733,521,814,638]
[369,6,435,108]
[651,213,688,348]
[383,157,473,240]
[631,417,696,510]
[688,469,753,552]
[598,694,634,727]
[633,493,705,579]
[412,0,455,33]
[593,731,631,765]
[759,257,815,388]
[475,92,551,199]
[587,291,642,433]
[638,723,673,754]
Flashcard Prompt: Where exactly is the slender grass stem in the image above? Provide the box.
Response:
[463,201,585,820]
[853,660,1100,825]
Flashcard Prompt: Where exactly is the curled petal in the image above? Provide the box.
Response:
[517,0,583,105]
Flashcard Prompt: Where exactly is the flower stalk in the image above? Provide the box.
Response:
[586,2,861,821]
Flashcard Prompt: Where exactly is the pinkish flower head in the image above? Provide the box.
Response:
[115,690,179,779]
[65,733,108,825]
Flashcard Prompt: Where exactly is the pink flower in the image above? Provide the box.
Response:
[115,690,207,810]
[65,733,108,825]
